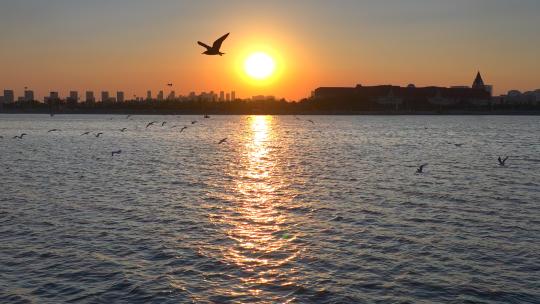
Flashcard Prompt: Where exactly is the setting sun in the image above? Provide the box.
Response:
[244,52,276,80]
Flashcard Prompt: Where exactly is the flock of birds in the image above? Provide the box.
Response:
[3,114,230,157]
[3,115,511,172]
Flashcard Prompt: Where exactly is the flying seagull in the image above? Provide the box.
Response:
[120,128,127,132]
[198,33,229,56]
[48,129,60,133]
[454,143,464,147]
[111,150,122,157]
[81,131,91,136]
[307,119,315,124]
[218,138,228,145]
[416,163,428,174]
[170,125,178,129]
[161,121,167,127]
[191,120,198,125]
[95,132,103,138]
[180,126,188,133]
[146,121,158,128]
[167,83,173,87]
[13,133,27,139]
[498,156,509,166]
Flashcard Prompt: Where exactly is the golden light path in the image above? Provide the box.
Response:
[213,116,301,302]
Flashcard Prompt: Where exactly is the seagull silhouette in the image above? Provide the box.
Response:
[48,129,60,133]
[416,164,428,174]
[180,126,188,133]
[81,131,91,136]
[13,133,27,139]
[167,83,173,87]
[120,128,127,132]
[111,150,122,157]
[161,122,167,127]
[218,138,228,144]
[307,119,315,124]
[146,121,157,128]
[498,156,509,166]
[95,132,103,137]
[198,33,229,56]
[191,120,198,125]
[454,143,464,147]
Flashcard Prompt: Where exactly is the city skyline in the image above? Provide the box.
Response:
[1,0,539,100]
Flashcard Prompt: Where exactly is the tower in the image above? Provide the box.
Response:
[472,71,485,90]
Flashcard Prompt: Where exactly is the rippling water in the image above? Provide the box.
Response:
[1,114,539,303]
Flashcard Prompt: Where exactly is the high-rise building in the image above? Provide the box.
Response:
[147,90,152,100]
[117,91,125,103]
[226,93,231,102]
[24,90,34,102]
[220,91,225,102]
[68,91,78,104]
[167,91,176,100]
[157,90,164,101]
[3,90,14,103]
[101,91,110,102]
[231,91,236,101]
[49,92,59,100]
[86,91,95,103]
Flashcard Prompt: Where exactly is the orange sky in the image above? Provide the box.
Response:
[1,1,539,101]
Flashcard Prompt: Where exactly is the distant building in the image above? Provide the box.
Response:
[226,93,230,101]
[117,91,124,103]
[472,71,493,96]
[101,91,110,102]
[220,91,225,102]
[24,90,35,102]
[86,91,95,103]
[146,90,152,100]
[231,91,236,101]
[68,91,78,104]
[251,95,275,101]
[157,90,164,101]
[49,92,59,100]
[3,90,14,103]
[167,91,176,100]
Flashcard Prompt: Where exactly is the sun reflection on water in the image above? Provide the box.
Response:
[208,115,301,301]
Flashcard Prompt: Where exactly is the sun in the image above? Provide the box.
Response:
[244,52,276,80]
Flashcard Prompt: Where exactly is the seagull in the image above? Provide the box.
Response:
[454,143,464,147]
[161,121,167,127]
[198,33,230,56]
[111,150,122,157]
[95,132,103,138]
[120,128,127,132]
[48,129,60,133]
[180,126,188,133]
[81,131,91,136]
[498,156,509,167]
[191,120,198,125]
[146,121,157,128]
[307,119,314,124]
[167,83,173,87]
[416,164,428,174]
[13,133,27,139]
[218,138,228,144]
[170,125,178,129]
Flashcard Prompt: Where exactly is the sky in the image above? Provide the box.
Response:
[1,0,539,101]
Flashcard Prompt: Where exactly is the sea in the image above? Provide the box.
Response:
[1,114,539,304]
